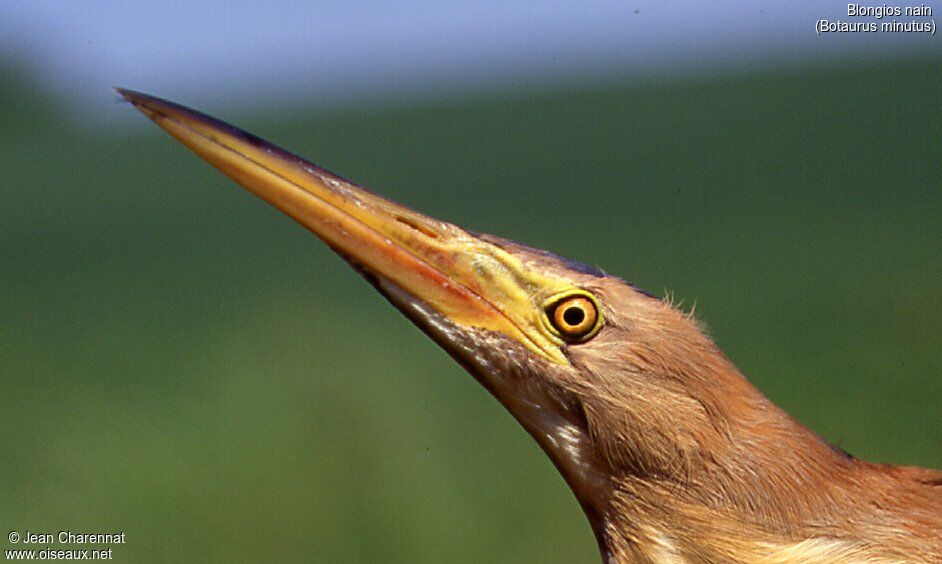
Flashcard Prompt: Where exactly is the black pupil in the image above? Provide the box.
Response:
[562,306,585,327]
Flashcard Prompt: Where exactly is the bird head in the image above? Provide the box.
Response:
[118,90,864,558]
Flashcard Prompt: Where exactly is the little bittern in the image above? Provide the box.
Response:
[120,90,941,563]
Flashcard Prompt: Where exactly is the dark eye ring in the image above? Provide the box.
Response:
[545,292,602,342]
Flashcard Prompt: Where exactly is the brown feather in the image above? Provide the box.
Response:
[556,273,942,562]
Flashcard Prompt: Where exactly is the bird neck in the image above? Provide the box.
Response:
[589,359,942,562]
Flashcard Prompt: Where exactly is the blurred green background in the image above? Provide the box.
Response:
[2,57,940,562]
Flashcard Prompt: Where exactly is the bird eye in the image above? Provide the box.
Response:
[545,292,601,342]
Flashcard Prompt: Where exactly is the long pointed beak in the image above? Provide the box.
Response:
[118,89,570,364]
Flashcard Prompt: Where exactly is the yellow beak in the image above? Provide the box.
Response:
[118,89,575,364]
